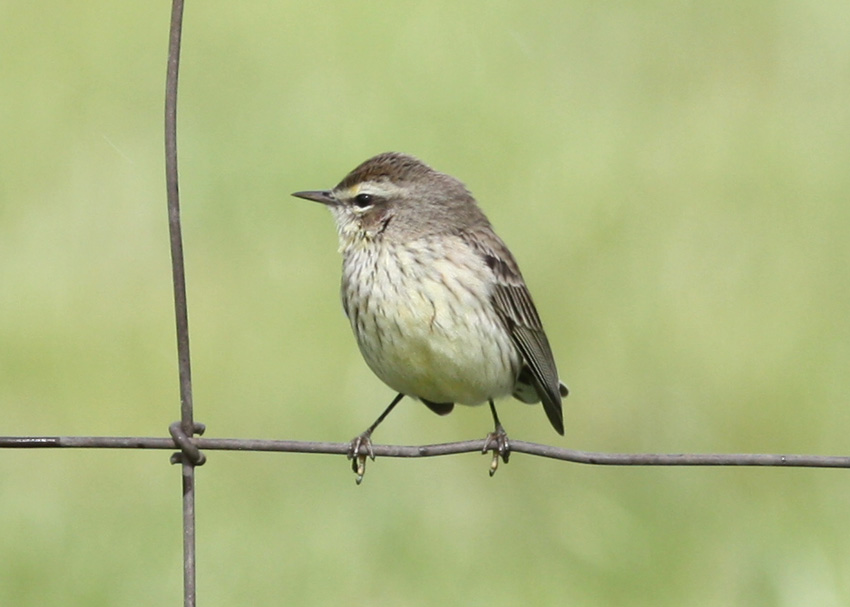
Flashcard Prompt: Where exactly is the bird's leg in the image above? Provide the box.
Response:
[483,400,510,476]
[349,392,405,484]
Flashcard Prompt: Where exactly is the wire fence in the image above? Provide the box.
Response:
[2,2,849,606]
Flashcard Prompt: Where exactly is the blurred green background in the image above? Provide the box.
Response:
[2,1,849,605]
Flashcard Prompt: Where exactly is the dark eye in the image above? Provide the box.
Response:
[353,193,374,208]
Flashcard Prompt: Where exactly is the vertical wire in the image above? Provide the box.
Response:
[166,0,193,436]
[164,1,197,606]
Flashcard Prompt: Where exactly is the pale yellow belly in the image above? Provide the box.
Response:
[344,241,519,405]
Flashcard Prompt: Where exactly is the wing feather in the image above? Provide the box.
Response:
[468,226,566,435]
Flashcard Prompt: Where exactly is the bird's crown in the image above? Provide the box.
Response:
[336,152,433,190]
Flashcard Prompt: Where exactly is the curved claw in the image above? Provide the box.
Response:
[483,425,510,476]
[348,431,375,485]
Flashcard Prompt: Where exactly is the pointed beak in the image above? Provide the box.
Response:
[291,190,337,206]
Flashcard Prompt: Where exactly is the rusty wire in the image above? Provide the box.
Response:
[163,1,203,606]
[2,435,850,469]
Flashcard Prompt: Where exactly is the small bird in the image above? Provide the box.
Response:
[292,152,567,482]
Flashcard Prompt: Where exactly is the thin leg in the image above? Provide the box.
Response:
[483,400,510,476]
[349,392,405,484]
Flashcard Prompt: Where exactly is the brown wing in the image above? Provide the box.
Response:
[468,227,566,435]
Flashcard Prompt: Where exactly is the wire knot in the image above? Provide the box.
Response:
[169,421,207,465]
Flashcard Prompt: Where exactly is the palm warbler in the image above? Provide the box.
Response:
[293,152,567,482]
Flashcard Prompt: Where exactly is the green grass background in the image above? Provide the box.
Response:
[2,2,850,605]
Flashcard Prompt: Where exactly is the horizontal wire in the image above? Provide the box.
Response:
[1,434,848,468]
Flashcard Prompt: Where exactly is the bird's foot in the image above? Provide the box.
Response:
[348,430,375,485]
[482,424,510,476]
